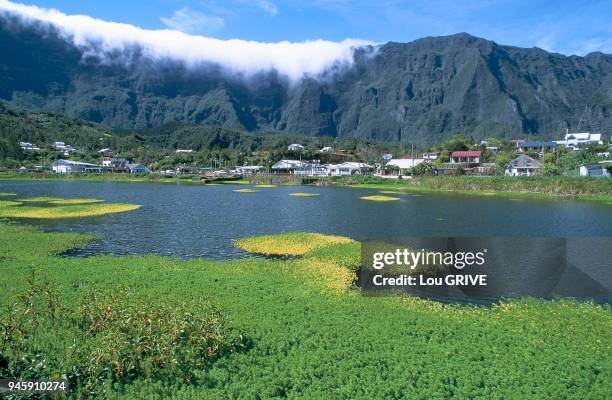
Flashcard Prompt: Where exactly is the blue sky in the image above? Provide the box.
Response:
[18,0,612,55]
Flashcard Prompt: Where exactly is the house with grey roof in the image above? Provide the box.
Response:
[505,154,543,176]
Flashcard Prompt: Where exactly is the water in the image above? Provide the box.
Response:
[1,180,611,260]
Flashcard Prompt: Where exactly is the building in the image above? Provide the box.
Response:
[381,153,393,161]
[579,161,611,177]
[422,152,439,160]
[19,142,40,151]
[386,158,425,170]
[235,166,264,175]
[294,164,329,176]
[518,141,557,155]
[326,162,374,176]
[176,149,194,153]
[287,144,305,152]
[52,159,105,174]
[319,146,335,153]
[126,163,151,174]
[271,159,307,173]
[102,156,128,171]
[449,151,481,164]
[505,154,543,176]
[563,132,603,149]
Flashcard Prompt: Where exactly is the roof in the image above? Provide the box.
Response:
[327,162,373,169]
[386,159,425,169]
[450,151,481,157]
[518,141,557,148]
[271,160,306,169]
[53,159,99,167]
[507,154,542,169]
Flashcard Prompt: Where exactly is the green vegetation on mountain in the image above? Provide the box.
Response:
[2,17,612,144]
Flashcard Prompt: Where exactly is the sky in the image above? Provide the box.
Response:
[3,0,612,56]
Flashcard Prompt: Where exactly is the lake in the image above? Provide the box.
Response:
[1,180,611,260]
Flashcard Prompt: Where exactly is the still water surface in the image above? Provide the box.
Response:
[2,181,611,260]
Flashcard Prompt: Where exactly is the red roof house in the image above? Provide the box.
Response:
[450,151,482,164]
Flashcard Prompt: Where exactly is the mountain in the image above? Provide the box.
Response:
[1,14,611,145]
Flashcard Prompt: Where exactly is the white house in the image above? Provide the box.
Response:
[271,159,307,173]
[235,165,264,175]
[294,164,329,176]
[326,162,373,176]
[287,144,305,152]
[19,142,40,151]
[381,153,393,161]
[579,161,611,177]
[52,159,103,174]
[421,152,439,160]
[505,154,543,176]
[176,149,194,153]
[126,163,151,174]
[387,158,425,170]
[563,132,603,149]
[319,146,335,153]
[102,156,127,168]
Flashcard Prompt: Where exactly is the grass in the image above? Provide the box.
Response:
[0,223,609,398]
[234,232,354,256]
[321,175,612,203]
[360,195,401,202]
[0,197,140,219]
[254,184,278,188]
[378,190,401,194]
[288,192,320,197]
[0,192,16,196]
[232,188,260,193]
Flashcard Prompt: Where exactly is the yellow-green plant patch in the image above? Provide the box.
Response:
[0,203,140,219]
[47,198,104,205]
[254,184,277,188]
[378,190,401,194]
[289,193,320,197]
[360,195,400,202]
[234,232,353,256]
[0,200,21,207]
[17,196,64,202]
[233,189,260,193]
[0,192,16,197]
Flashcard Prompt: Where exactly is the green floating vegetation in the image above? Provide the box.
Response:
[360,195,400,202]
[18,196,64,202]
[289,192,320,197]
[378,190,401,194]
[232,188,260,193]
[254,184,277,188]
[0,223,610,398]
[0,192,16,197]
[0,197,140,219]
[47,198,104,205]
[234,232,353,256]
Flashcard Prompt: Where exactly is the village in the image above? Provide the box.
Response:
[14,131,612,179]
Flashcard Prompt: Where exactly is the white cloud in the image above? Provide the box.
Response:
[160,7,224,35]
[257,1,278,16]
[0,0,373,82]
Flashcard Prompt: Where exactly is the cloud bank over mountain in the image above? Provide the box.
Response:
[0,0,373,81]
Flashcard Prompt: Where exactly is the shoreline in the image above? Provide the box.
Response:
[2,172,610,203]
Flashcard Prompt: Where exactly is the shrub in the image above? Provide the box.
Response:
[0,270,246,397]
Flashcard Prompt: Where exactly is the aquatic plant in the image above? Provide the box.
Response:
[360,195,400,202]
[288,192,320,197]
[234,232,353,256]
[378,190,401,194]
[47,198,104,205]
[0,222,610,398]
[232,189,260,193]
[0,198,140,219]
[254,184,277,188]
[0,192,16,197]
